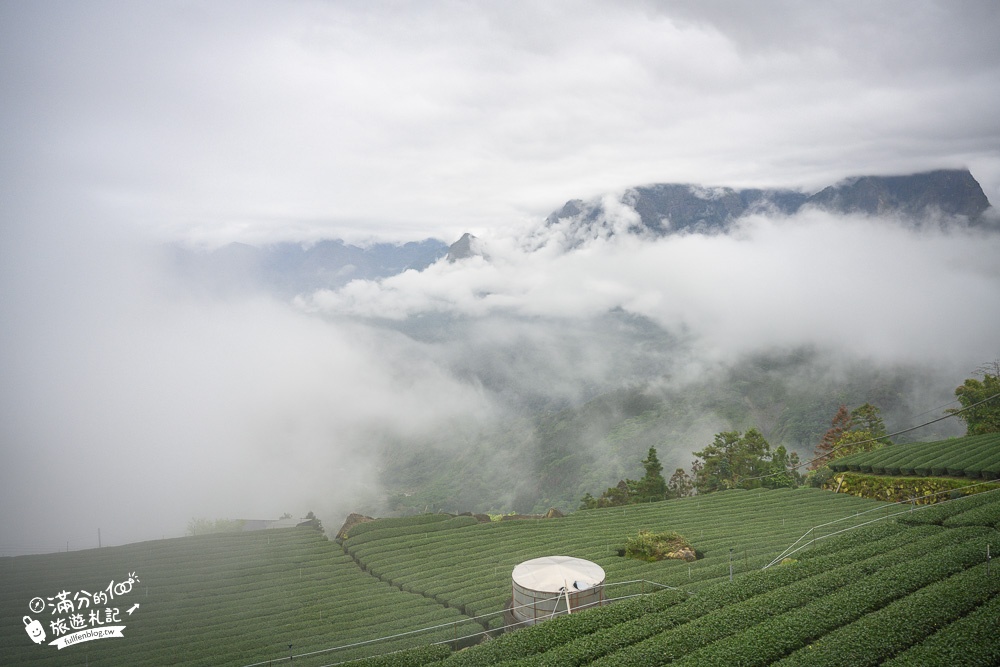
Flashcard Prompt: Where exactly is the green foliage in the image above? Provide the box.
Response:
[623,530,693,562]
[380,357,936,518]
[882,594,1000,667]
[666,467,694,498]
[15,488,1000,666]
[579,447,670,508]
[812,403,889,468]
[0,528,474,666]
[344,515,480,549]
[804,465,835,488]
[437,589,688,666]
[579,481,633,510]
[825,472,1000,504]
[829,433,1000,479]
[691,429,800,493]
[896,487,1000,527]
[635,447,667,501]
[775,559,1000,666]
[343,643,451,666]
[950,370,1000,435]
[345,513,454,539]
[655,527,995,667]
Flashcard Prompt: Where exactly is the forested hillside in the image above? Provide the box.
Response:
[381,354,964,516]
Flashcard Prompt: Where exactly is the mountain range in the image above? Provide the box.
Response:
[174,168,993,294]
[544,168,993,240]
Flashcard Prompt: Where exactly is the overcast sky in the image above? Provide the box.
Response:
[2,0,999,246]
[3,1,1000,554]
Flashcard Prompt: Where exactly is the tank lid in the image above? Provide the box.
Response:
[512,556,605,593]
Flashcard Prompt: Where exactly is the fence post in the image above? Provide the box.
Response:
[729,548,733,582]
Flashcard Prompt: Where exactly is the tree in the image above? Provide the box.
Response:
[634,447,667,502]
[691,428,799,494]
[949,365,1000,435]
[811,406,851,469]
[301,511,324,533]
[580,480,632,509]
[811,403,888,468]
[579,447,669,508]
[666,468,694,499]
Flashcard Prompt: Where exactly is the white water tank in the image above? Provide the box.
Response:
[510,556,605,625]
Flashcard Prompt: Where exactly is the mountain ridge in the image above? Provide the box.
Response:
[174,169,994,290]
[543,168,994,242]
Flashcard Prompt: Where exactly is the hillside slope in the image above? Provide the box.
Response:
[5,488,997,665]
[346,489,1000,666]
[0,528,474,666]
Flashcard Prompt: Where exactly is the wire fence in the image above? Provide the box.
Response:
[763,481,1000,568]
[239,579,687,667]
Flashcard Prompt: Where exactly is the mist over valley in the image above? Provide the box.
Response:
[3,169,996,554]
[4,1,1000,561]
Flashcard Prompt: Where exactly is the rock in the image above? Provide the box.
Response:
[667,547,697,562]
[335,513,374,541]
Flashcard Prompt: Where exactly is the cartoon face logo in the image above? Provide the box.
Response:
[23,616,46,645]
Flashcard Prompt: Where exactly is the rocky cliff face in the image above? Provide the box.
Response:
[805,169,991,219]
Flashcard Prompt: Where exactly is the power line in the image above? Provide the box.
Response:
[741,391,1000,483]
[764,483,1000,569]
[238,580,680,667]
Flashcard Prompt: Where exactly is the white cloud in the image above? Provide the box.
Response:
[2,0,999,552]
[2,1,998,245]
[0,217,494,552]
[301,210,1000,370]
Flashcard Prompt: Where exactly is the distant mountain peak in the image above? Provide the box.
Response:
[447,233,486,262]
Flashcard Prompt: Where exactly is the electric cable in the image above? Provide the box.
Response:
[738,391,1000,484]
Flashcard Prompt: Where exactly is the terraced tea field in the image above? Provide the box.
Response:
[5,487,997,665]
[829,432,1000,479]
[346,488,1000,666]
[341,488,888,628]
[0,529,476,666]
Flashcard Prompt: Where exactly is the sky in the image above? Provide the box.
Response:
[2,0,999,246]
[2,1,1000,554]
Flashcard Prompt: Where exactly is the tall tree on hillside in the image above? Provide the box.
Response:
[580,447,669,508]
[811,403,888,468]
[634,447,667,502]
[666,468,695,498]
[691,428,799,493]
[811,406,852,470]
[949,363,1000,435]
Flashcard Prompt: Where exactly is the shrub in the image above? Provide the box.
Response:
[623,530,695,562]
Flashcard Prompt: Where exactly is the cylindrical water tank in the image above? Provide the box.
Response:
[510,556,605,625]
